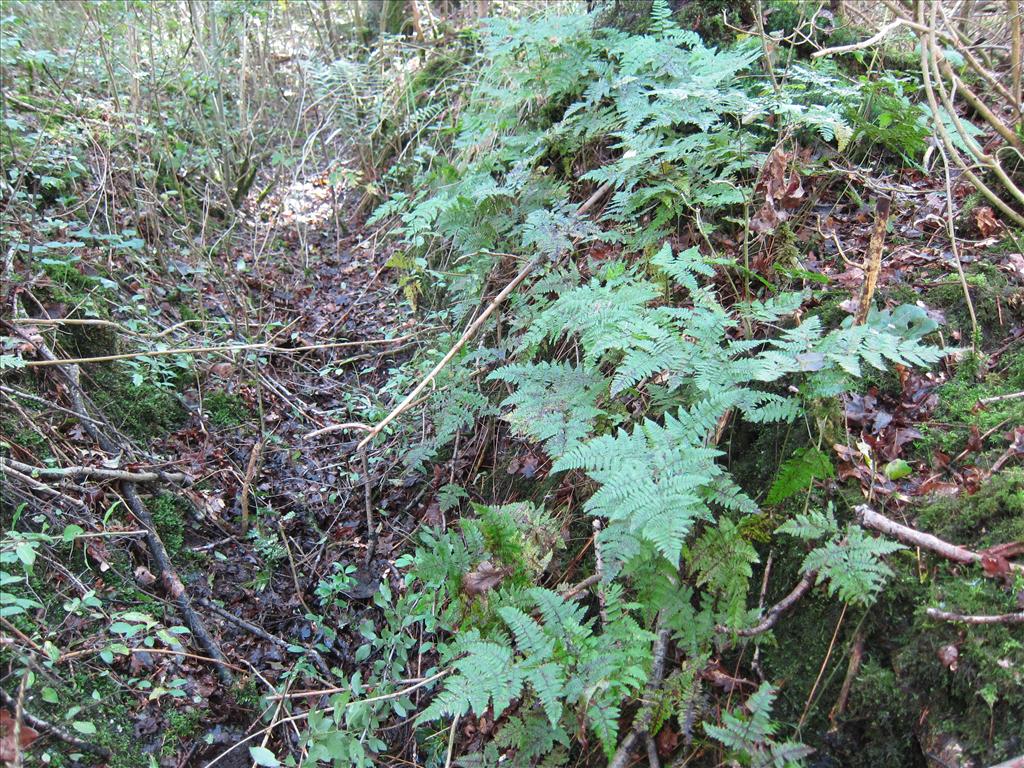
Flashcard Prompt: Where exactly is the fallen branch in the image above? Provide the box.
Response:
[0,457,186,485]
[0,463,89,511]
[0,687,112,760]
[18,330,236,685]
[855,506,978,564]
[197,597,332,678]
[856,505,1024,573]
[17,333,416,369]
[715,570,819,637]
[926,608,1024,625]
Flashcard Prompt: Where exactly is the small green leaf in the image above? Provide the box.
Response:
[883,459,912,480]
[248,746,280,766]
[72,721,97,734]
[41,687,59,704]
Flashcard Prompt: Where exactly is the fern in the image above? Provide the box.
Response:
[488,361,608,456]
[419,635,523,721]
[765,447,835,505]
[704,683,814,768]
[687,518,760,627]
[779,508,905,605]
[553,405,746,565]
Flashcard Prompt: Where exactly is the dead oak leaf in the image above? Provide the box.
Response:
[461,560,510,597]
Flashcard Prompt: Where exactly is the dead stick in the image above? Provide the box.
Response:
[715,570,818,637]
[854,195,892,326]
[608,615,671,768]
[560,573,600,601]
[0,463,89,510]
[359,445,378,565]
[239,439,265,534]
[197,597,332,677]
[829,626,865,723]
[926,608,1024,625]
[18,334,416,368]
[979,390,1024,405]
[0,457,186,484]
[855,505,978,564]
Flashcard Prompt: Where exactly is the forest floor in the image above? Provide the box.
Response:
[3,5,1024,767]
[5,140,1024,767]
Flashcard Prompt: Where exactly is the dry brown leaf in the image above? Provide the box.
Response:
[461,560,509,597]
[973,206,1001,237]
[0,708,39,763]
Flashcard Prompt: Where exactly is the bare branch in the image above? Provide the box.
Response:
[926,608,1024,625]
[716,570,819,637]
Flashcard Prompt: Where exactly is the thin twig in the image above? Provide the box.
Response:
[357,254,543,451]
[812,19,910,58]
[205,671,453,767]
[304,421,372,439]
[979,390,1024,405]
[266,669,449,702]
[936,141,980,350]
[360,445,377,565]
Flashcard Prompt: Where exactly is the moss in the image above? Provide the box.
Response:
[161,707,204,757]
[232,676,263,709]
[917,350,1024,456]
[204,389,248,428]
[86,362,186,441]
[46,673,144,768]
[925,262,1021,347]
[0,409,50,459]
[148,492,187,556]
[917,468,1024,548]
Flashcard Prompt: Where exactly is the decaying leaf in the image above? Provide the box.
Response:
[972,206,1001,237]
[0,708,40,762]
[461,560,509,597]
[937,644,959,671]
